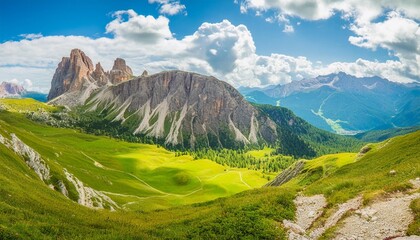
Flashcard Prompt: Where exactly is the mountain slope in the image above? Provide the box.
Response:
[84,70,278,149]
[46,49,363,155]
[256,104,362,158]
[0,107,272,212]
[0,106,418,239]
[241,73,420,134]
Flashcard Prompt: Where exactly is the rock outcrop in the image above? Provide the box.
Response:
[48,49,95,100]
[0,133,50,181]
[265,160,305,187]
[47,49,134,104]
[109,58,133,84]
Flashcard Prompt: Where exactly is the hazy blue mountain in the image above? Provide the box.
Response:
[240,72,420,134]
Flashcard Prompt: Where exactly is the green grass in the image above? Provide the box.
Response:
[289,131,420,205]
[0,98,57,112]
[407,198,420,235]
[0,110,269,211]
[0,99,419,239]
[247,147,275,158]
[0,138,295,239]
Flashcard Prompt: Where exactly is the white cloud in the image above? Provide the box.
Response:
[348,12,420,77]
[283,24,294,33]
[238,0,420,82]
[0,9,418,94]
[106,10,172,43]
[148,0,186,16]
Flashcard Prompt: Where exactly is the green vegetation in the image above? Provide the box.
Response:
[0,98,57,112]
[256,104,364,158]
[407,198,420,235]
[0,98,418,239]
[191,148,296,174]
[284,131,420,205]
[0,137,296,239]
[0,110,269,212]
[354,126,420,142]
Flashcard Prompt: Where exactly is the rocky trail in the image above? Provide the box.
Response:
[284,178,420,240]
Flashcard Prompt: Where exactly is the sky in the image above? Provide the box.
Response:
[0,0,419,93]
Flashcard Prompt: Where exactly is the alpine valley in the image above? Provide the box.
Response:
[240,73,420,135]
[0,49,419,240]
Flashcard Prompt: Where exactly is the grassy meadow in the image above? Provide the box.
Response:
[0,98,419,239]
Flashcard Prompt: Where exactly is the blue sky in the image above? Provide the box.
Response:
[0,0,419,92]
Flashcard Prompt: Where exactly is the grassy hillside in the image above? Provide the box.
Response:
[0,99,418,239]
[0,110,269,211]
[0,139,297,239]
[354,126,420,142]
[256,104,364,158]
[283,130,420,205]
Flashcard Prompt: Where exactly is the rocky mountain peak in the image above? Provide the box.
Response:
[86,70,278,148]
[48,49,95,101]
[92,62,109,86]
[48,49,135,103]
[110,58,133,84]
[141,70,148,77]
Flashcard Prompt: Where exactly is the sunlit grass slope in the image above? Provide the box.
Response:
[0,139,295,239]
[284,130,420,205]
[0,98,57,112]
[0,110,268,211]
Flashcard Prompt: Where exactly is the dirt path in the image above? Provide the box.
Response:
[283,178,420,239]
[334,193,419,240]
[294,194,327,231]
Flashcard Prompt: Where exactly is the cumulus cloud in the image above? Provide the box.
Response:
[349,11,420,77]
[106,10,172,43]
[0,9,418,93]
[238,0,420,82]
[148,0,186,16]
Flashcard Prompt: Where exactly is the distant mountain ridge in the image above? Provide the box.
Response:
[240,73,420,134]
[0,82,25,97]
[0,81,47,102]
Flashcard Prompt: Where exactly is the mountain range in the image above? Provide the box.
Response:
[240,73,420,135]
[0,81,48,102]
[46,49,360,156]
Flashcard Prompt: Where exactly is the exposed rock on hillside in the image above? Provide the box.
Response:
[87,70,278,148]
[0,133,50,181]
[64,168,119,210]
[265,160,305,187]
[0,131,117,210]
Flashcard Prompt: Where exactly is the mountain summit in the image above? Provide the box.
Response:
[47,49,134,105]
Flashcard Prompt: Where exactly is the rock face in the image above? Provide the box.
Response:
[47,49,134,103]
[0,82,25,97]
[87,70,278,148]
[109,58,133,84]
[48,49,95,100]
[265,160,305,187]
